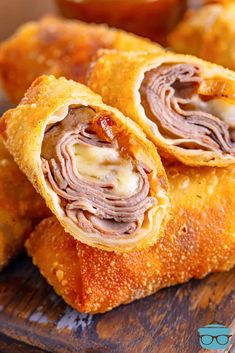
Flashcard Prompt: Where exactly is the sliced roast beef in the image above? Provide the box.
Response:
[42,107,156,238]
[140,63,235,154]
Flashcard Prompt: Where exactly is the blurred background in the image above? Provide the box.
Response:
[0,0,209,112]
[0,0,57,111]
[0,0,203,43]
[0,0,56,41]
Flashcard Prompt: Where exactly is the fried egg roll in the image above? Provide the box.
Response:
[26,164,235,313]
[0,16,163,104]
[168,3,235,71]
[88,51,235,167]
[0,137,49,270]
[1,75,168,252]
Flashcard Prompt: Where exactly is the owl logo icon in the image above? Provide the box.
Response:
[198,323,232,350]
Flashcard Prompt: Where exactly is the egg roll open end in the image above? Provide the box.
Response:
[87,51,235,166]
[41,105,159,242]
[140,63,235,157]
[1,75,169,252]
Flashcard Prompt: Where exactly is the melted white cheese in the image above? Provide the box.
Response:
[74,144,140,196]
[206,98,235,128]
[192,95,235,128]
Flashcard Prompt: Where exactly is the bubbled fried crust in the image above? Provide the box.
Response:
[168,3,235,71]
[0,138,50,270]
[0,16,162,103]
[26,164,235,314]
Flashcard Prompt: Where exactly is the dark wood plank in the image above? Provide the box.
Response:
[0,255,234,353]
[0,332,51,353]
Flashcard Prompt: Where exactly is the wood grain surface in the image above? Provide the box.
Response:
[0,254,234,353]
[0,332,50,353]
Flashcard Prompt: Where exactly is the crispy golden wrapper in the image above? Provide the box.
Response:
[1,75,169,252]
[26,164,235,313]
[88,51,235,167]
[0,137,50,270]
[168,3,235,71]
[0,16,163,104]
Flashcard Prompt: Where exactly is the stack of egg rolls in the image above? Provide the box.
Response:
[1,67,235,313]
[0,17,234,314]
[168,2,235,71]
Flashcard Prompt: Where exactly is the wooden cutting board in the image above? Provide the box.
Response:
[0,254,234,353]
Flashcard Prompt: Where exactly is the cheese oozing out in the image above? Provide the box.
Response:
[191,95,235,129]
[206,98,235,129]
[74,144,140,196]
